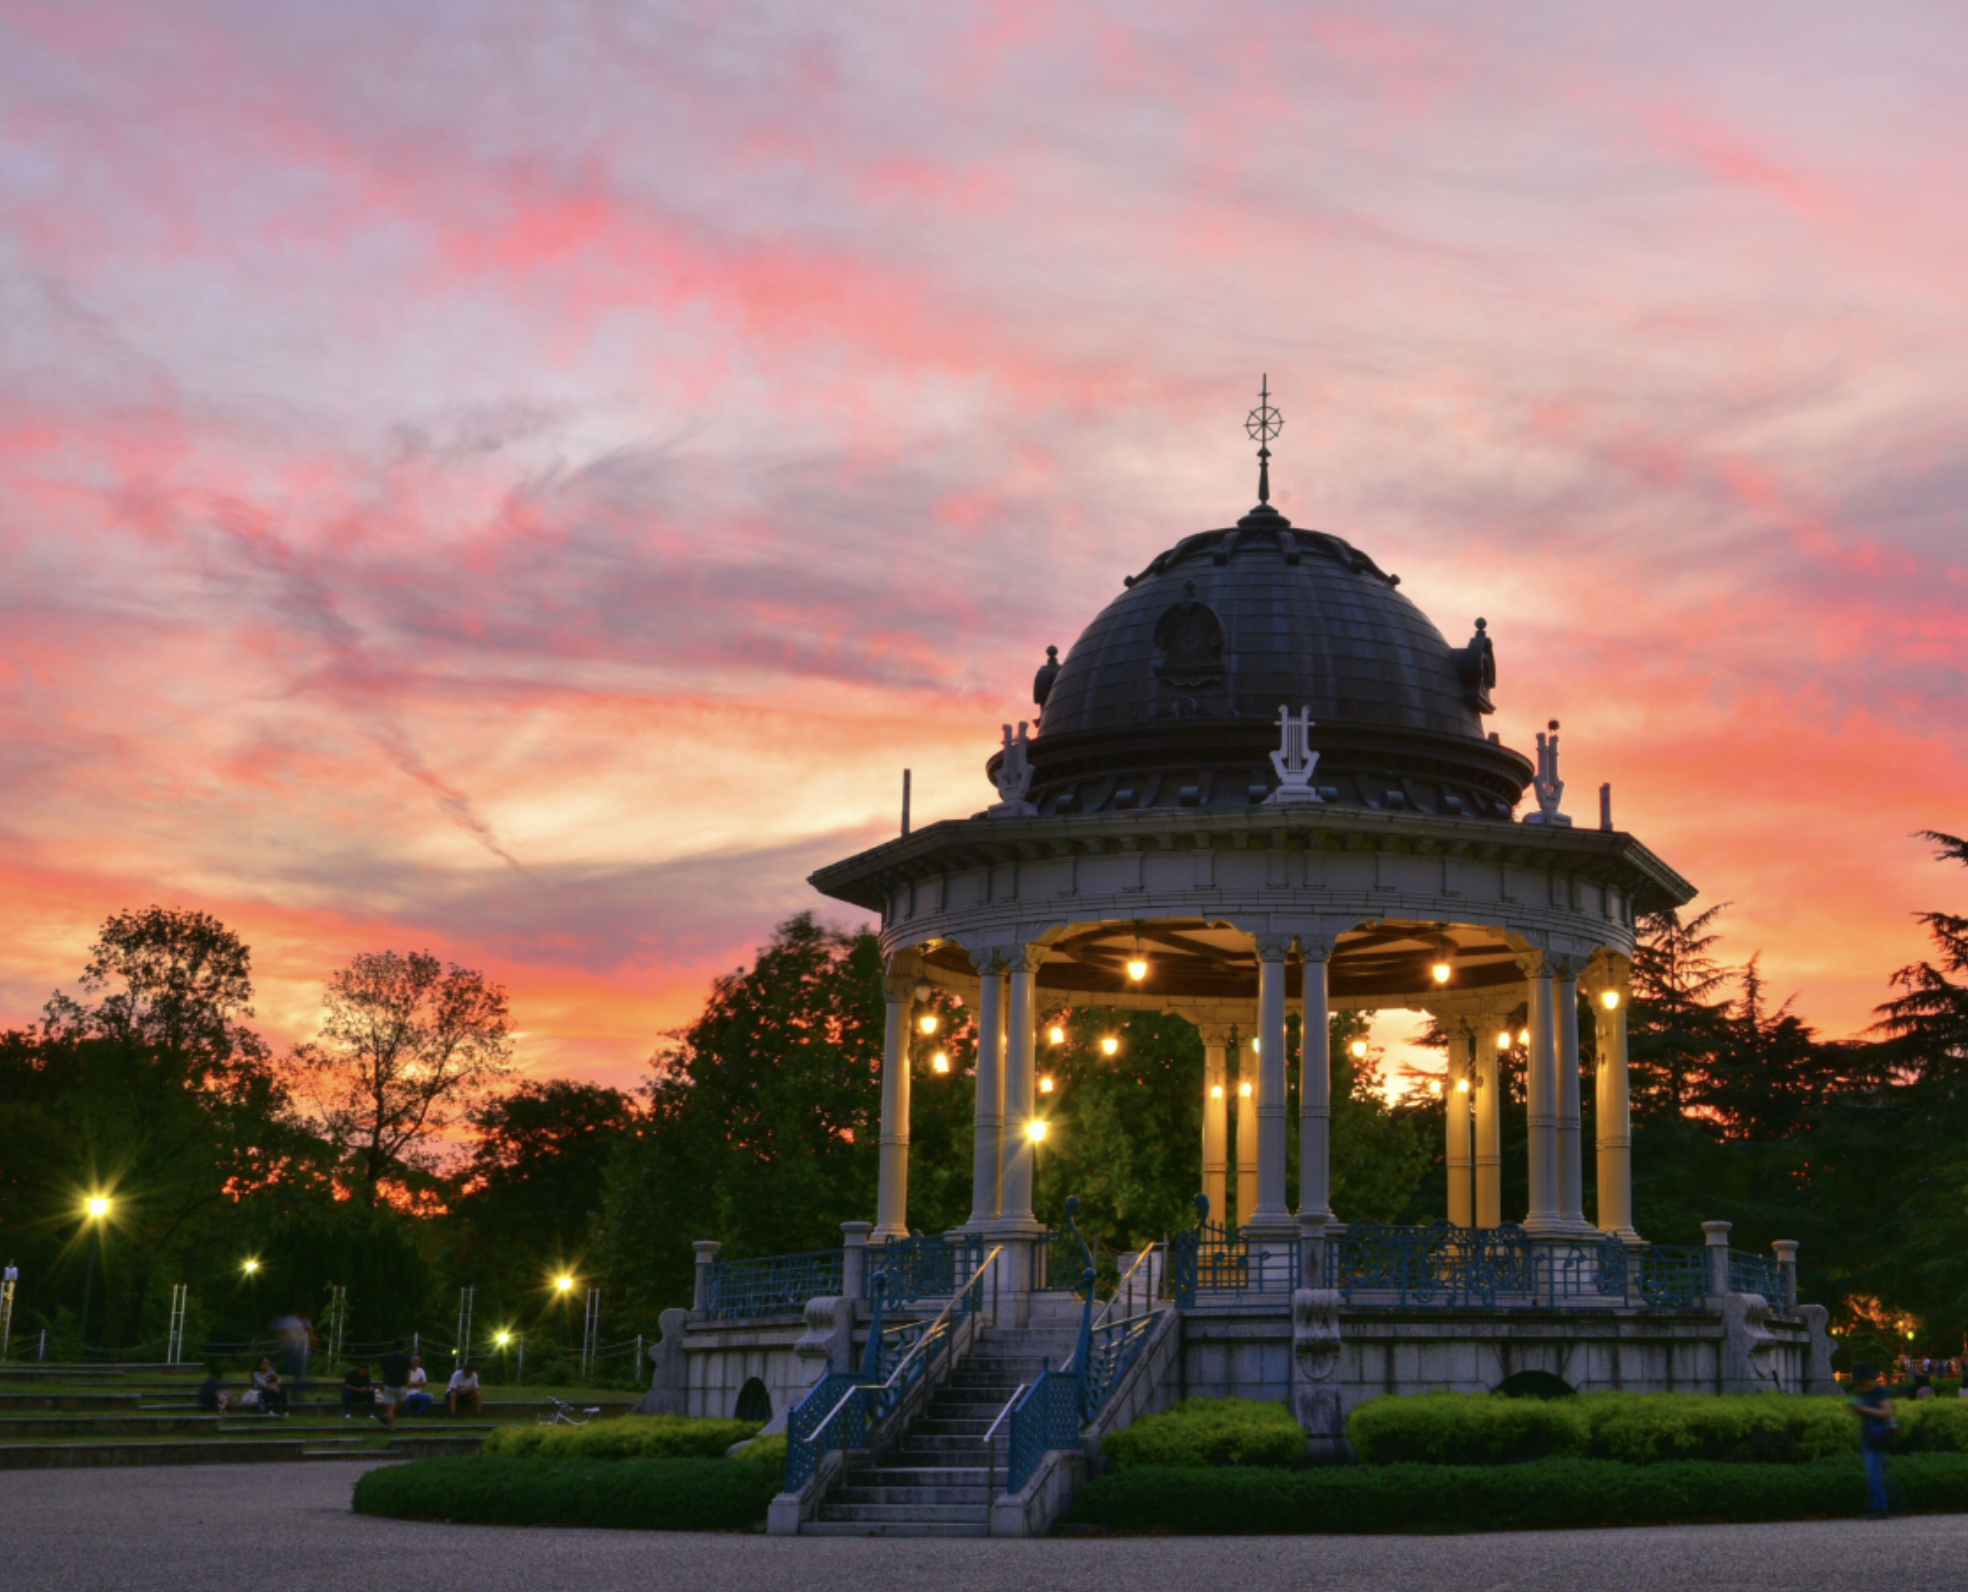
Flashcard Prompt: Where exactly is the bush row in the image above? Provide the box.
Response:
[1346,1391,1968,1467]
[1069,1453,1968,1534]
[1101,1397,1307,1469]
[482,1413,763,1461]
[353,1456,781,1530]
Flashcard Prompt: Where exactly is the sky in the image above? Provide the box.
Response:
[2,1,1963,1094]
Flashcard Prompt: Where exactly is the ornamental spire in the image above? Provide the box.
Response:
[1245,375,1282,506]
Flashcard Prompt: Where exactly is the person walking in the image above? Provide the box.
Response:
[1849,1361,1898,1519]
[378,1340,413,1432]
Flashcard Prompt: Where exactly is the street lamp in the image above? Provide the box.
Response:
[554,1274,575,1295]
[79,1194,112,1353]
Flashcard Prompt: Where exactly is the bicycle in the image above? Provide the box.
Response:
[537,1396,603,1426]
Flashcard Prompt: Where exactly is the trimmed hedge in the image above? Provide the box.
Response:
[1102,1398,1306,1470]
[1069,1453,1968,1534]
[482,1414,762,1461]
[1348,1391,1928,1467]
[352,1456,780,1530]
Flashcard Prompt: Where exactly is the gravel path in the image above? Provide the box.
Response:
[8,1460,1968,1592]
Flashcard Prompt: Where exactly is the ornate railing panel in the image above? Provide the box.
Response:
[1169,1211,1300,1307]
[1728,1250,1786,1307]
[1318,1225,1718,1312]
[1638,1246,1708,1308]
[704,1249,844,1321]
[1006,1369,1084,1494]
[867,1234,985,1306]
[1074,1311,1160,1415]
[783,1371,870,1490]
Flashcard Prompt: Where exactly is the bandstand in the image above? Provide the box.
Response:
[648,393,1837,1537]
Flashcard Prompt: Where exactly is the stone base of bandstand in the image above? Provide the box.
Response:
[645,1290,1834,1430]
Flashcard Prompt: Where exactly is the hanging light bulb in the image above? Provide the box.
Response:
[1351,1039,1369,1060]
[1428,1078,1444,1097]
[918,1012,939,1036]
[1210,1084,1224,1100]
[1518,1028,1531,1045]
[1455,1077,1470,1093]
[1048,1024,1066,1045]
[1127,925,1148,982]
[1497,1031,1512,1050]
[1239,1081,1253,1098]
[1038,1074,1055,1094]
[1432,961,1452,984]
[930,1051,950,1074]
[1026,1119,1048,1143]
[1100,1035,1120,1057]
[1601,990,1621,1011]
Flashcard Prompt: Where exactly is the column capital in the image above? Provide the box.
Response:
[1548,953,1589,982]
[1253,934,1293,963]
[1296,936,1336,964]
[1002,944,1047,975]
[1514,949,1549,979]
[1197,1024,1234,1047]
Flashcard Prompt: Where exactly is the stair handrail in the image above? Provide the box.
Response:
[1094,1242,1161,1331]
[982,1380,1029,1521]
[874,1242,1002,1407]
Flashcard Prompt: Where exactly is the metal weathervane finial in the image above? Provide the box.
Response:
[1245,374,1282,505]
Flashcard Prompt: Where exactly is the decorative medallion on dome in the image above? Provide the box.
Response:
[1152,580,1226,690]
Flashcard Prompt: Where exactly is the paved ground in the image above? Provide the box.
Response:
[8,1460,1968,1592]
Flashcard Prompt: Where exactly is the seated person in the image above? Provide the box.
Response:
[340,1363,376,1418]
[404,1355,434,1416]
[197,1370,230,1413]
[446,1363,482,1417]
[251,1356,288,1415]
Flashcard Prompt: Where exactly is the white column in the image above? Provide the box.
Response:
[1235,1030,1258,1228]
[1523,962,1562,1236]
[1556,960,1586,1231]
[966,952,1005,1229]
[1595,982,1636,1239]
[1445,1022,1473,1229]
[1246,937,1293,1234]
[998,947,1041,1227]
[874,972,914,1240]
[1201,1027,1230,1224]
[1474,1026,1502,1229]
[1298,947,1334,1227]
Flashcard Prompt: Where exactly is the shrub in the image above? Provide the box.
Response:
[733,1432,789,1469]
[1348,1392,1585,1466]
[1900,1399,1968,1453]
[481,1414,762,1461]
[1580,1393,1851,1465]
[354,1456,779,1530]
[1101,1398,1305,1469]
[1348,1391,1861,1468]
[1068,1453,1968,1534]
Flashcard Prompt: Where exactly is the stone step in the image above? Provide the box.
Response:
[845,1465,994,1487]
[800,1520,989,1538]
[817,1502,992,1525]
[831,1485,995,1506]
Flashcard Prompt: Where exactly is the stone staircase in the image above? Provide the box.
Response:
[804,1322,1082,1538]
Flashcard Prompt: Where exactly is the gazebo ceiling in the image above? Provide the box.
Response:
[920,918,1529,1005]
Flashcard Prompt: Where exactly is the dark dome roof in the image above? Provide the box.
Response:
[998,503,1534,819]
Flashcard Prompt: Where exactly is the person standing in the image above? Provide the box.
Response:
[378,1340,413,1432]
[1849,1361,1898,1519]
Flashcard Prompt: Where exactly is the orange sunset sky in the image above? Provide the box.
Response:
[2,3,1963,1093]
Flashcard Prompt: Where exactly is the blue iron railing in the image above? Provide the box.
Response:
[1728,1250,1787,1307]
[1006,1369,1085,1493]
[1638,1246,1708,1308]
[1319,1222,1715,1311]
[1168,1197,1300,1307]
[783,1243,1003,1496]
[865,1234,985,1305]
[1072,1311,1160,1415]
[704,1249,844,1321]
[783,1371,871,1489]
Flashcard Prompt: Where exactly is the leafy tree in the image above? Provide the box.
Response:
[0,908,302,1348]
[286,951,515,1205]
[450,1080,636,1313]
